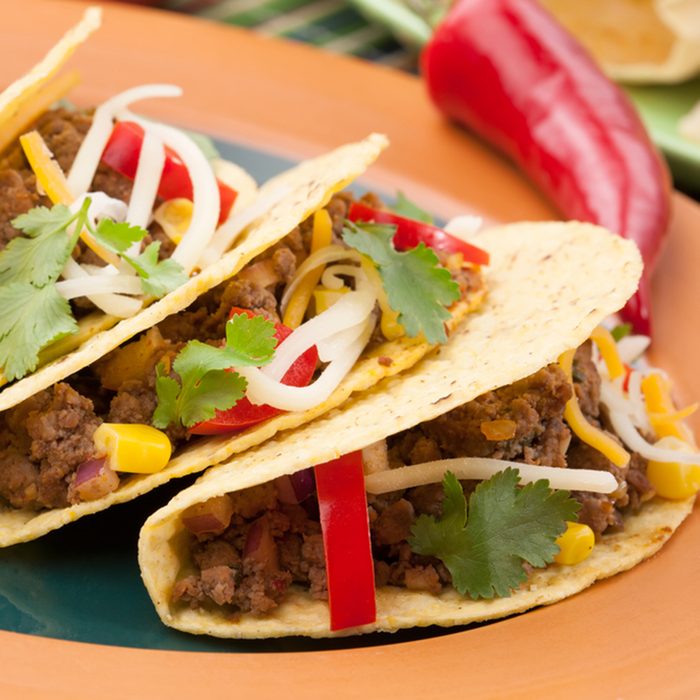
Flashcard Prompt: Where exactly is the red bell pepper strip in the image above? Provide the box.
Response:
[101,121,237,225]
[348,201,490,265]
[314,451,376,631]
[189,308,318,435]
[422,0,672,336]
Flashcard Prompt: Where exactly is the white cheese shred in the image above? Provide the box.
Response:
[364,458,618,495]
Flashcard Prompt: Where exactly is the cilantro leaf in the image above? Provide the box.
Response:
[0,204,79,286]
[152,367,180,429]
[409,469,580,600]
[611,323,632,342]
[393,191,433,224]
[153,314,277,428]
[0,282,77,381]
[92,218,148,254]
[342,221,460,344]
[123,242,187,298]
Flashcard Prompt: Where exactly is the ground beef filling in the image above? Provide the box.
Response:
[174,346,654,616]
[0,182,481,511]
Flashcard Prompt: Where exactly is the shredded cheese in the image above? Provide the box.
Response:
[589,325,625,380]
[364,457,617,495]
[641,373,696,444]
[559,348,631,468]
[283,209,333,328]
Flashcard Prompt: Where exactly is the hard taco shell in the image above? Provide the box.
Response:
[136,221,687,639]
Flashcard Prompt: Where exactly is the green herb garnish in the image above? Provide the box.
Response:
[611,323,633,342]
[342,220,460,344]
[409,469,580,599]
[91,220,187,297]
[392,191,433,223]
[153,313,277,429]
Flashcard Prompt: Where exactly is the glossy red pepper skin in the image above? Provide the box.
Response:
[422,0,672,335]
[348,202,490,265]
[101,121,237,226]
[314,451,376,631]
[189,308,318,435]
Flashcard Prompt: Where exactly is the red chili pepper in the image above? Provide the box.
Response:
[348,201,490,265]
[189,308,318,435]
[101,121,237,225]
[422,0,672,336]
[314,451,376,631]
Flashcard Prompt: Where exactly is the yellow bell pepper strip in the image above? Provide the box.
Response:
[0,70,79,154]
[314,451,376,631]
[19,130,121,268]
[646,436,700,500]
[559,349,631,468]
[359,256,404,341]
[283,209,333,329]
[312,286,349,314]
[589,325,625,380]
[641,373,696,443]
[153,198,193,244]
[93,423,172,474]
[554,521,595,565]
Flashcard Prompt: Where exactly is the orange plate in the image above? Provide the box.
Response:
[2,2,700,698]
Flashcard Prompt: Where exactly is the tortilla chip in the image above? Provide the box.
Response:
[540,0,700,83]
[0,133,388,412]
[137,221,652,637]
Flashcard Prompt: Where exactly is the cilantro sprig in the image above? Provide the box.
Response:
[90,219,187,297]
[342,220,460,344]
[0,199,188,382]
[392,191,433,224]
[152,313,277,429]
[409,469,580,600]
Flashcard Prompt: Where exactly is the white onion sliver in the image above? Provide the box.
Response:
[198,183,294,269]
[238,319,374,412]
[316,318,371,363]
[616,335,651,364]
[265,289,375,380]
[280,246,363,313]
[364,458,618,495]
[603,392,700,465]
[126,129,165,238]
[121,111,219,275]
[67,84,182,196]
[320,264,363,290]
[56,275,143,299]
[61,259,142,318]
[626,371,651,431]
[444,215,483,239]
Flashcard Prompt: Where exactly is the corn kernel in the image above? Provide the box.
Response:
[313,286,349,314]
[93,423,172,474]
[153,198,194,244]
[554,521,595,566]
[646,436,700,500]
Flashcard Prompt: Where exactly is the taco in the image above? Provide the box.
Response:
[0,10,491,545]
[140,221,695,638]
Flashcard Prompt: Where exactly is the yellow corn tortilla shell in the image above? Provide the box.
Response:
[0,131,495,546]
[0,132,388,411]
[0,7,101,151]
[136,220,681,639]
[541,0,700,83]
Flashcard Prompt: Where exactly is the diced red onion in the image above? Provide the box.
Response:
[74,457,107,487]
[70,457,120,503]
[243,516,278,573]
[181,495,234,536]
[275,468,315,504]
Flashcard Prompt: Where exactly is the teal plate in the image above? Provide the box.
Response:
[0,140,461,653]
